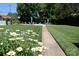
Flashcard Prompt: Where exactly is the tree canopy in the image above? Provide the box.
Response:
[17,3,79,25]
[8,13,19,24]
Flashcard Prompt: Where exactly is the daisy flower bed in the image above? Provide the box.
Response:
[0,24,43,56]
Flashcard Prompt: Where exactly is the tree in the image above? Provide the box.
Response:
[8,13,19,24]
[17,3,79,25]
[17,3,48,23]
[17,3,38,23]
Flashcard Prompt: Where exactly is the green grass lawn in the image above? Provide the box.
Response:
[47,25,79,56]
[0,24,42,56]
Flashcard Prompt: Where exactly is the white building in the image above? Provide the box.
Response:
[0,14,11,25]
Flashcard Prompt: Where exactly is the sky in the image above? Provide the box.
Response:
[0,3,17,15]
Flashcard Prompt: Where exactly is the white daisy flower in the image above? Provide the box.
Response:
[36,34,39,36]
[20,39,25,41]
[6,50,16,56]
[42,46,48,50]
[0,42,3,45]
[10,32,20,36]
[16,37,23,40]
[31,48,37,52]
[16,47,23,52]
[16,30,20,32]
[34,40,38,42]
[32,32,39,36]
[26,48,29,50]
[9,38,16,41]
[26,32,30,35]
[0,28,4,30]
[28,38,33,41]
[36,47,43,52]
[10,32,16,35]
[38,54,43,56]
[31,47,43,52]
[27,30,33,33]
[32,32,37,35]
[38,42,43,46]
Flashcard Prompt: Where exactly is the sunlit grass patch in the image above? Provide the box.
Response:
[47,25,79,56]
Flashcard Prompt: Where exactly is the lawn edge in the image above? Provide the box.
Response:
[46,25,67,56]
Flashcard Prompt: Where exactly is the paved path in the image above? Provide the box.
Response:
[42,25,66,56]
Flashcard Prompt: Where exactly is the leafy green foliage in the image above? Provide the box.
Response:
[8,13,19,24]
[17,3,79,24]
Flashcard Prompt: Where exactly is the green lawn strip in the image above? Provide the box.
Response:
[47,25,79,56]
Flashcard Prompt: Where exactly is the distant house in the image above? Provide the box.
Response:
[0,14,11,25]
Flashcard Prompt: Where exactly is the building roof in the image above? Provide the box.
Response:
[0,14,11,20]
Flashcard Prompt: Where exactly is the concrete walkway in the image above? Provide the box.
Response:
[42,25,66,56]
